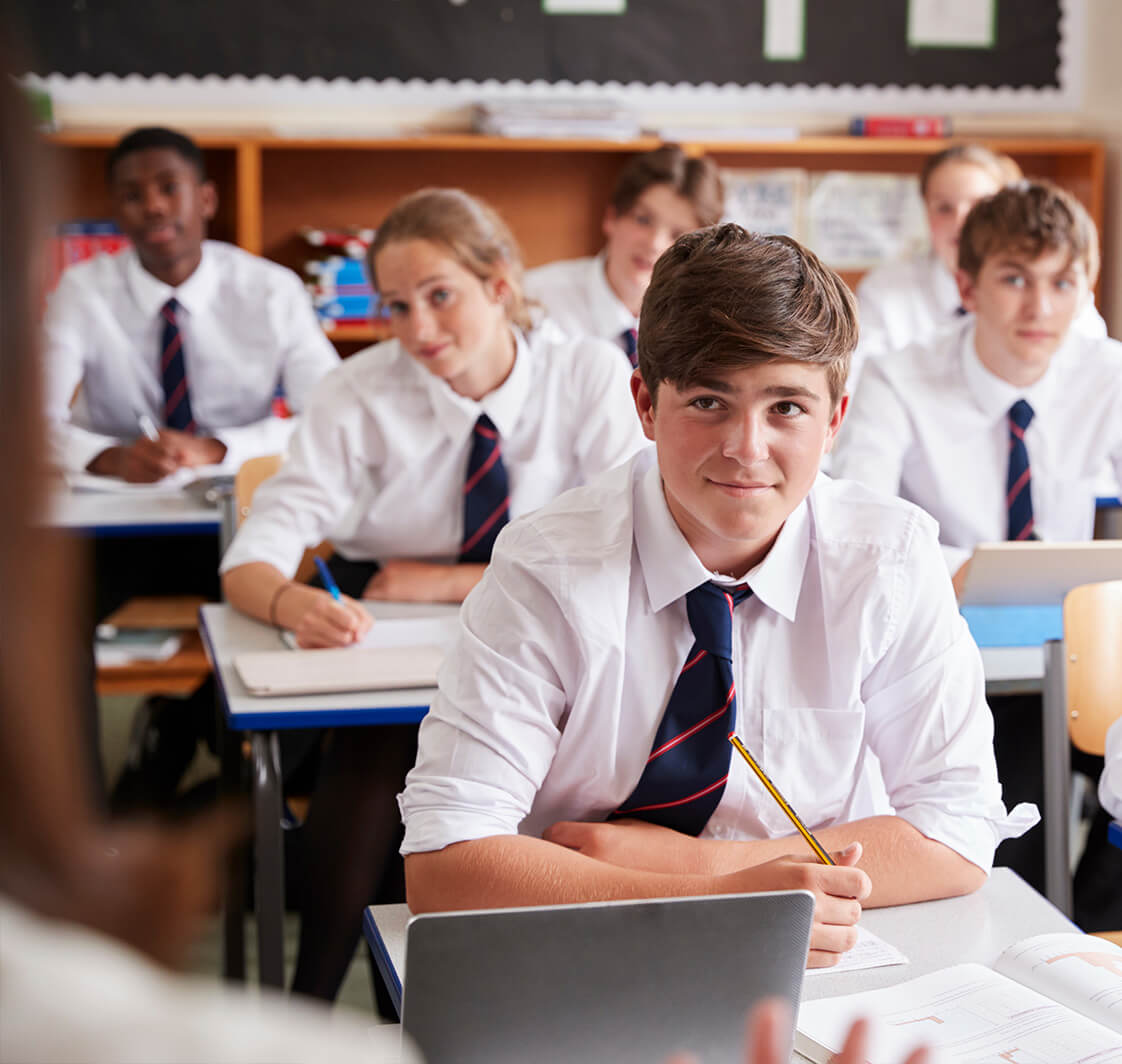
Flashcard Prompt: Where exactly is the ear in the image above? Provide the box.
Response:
[631,371,657,442]
[602,206,619,245]
[199,180,218,223]
[956,268,978,314]
[485,272,511,307]
[821,392,849,456]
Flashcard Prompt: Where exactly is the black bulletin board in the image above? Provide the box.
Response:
[12,1,1063,93]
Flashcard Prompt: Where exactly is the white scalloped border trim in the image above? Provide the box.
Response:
[25,0,1082,117]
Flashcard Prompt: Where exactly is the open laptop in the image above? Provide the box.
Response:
[960,541,1122,606]
[400,890,814,1064]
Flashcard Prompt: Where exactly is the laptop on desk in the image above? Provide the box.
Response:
[960,541,1122,607]
[400,891,814,1064]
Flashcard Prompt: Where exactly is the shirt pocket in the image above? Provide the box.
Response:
[757,705,866,837]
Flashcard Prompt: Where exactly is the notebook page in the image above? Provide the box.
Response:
[796,963,1122,1063]
[994,932,1122,1036]
[803,925,908,977]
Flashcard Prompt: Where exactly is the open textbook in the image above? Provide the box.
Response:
[797,932,1122,1062]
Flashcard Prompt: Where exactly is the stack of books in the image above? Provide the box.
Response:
[47,220,129,291]
[300,227,388,330]
[472,99,640,140]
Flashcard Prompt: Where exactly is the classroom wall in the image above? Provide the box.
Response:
[41,0,1122,331]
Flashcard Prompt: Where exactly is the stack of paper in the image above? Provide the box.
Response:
[94,627,183,667]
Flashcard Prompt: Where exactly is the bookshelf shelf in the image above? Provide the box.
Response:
[43,131,1108,341]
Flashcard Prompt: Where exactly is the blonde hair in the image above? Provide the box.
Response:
[368,189,532,332]
[920,144,1022,198]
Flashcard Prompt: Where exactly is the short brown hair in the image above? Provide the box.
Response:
[611,145,725,228]
[919,144,1021,198]
[958,180,1100,285]
[638,224,857,405]
[368,188,532,332]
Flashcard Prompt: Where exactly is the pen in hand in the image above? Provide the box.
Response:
[728,732,836,866]
[137,413,160,443]
[314,556,343,602]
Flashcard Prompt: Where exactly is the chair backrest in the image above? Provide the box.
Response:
[1064,580,1122,755]
[234,454,284,526]
[234,454,331,585]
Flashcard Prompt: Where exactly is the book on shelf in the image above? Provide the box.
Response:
[797,932,1122,1062]
[472,99,640,140]
[849,115,951,137]
[46,220,130,292]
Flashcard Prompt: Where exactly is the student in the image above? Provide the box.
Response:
[400,224,1032,963]
[0,71,929,1064]
[1099,717,1122,822]
[833,181,1122,921]
[852,145,1105,391]
[524,144,724,364]
[220,187,647,1000]
[43,126,339,483]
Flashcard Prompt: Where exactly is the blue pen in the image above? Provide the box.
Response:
[314,556,342,602]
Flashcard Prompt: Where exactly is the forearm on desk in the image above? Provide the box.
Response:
[405,835,745,914]
[698,815,985,907]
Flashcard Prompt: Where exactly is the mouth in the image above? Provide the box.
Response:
[141,222,178,245]
[708,478,774,497]
[415,343,449,360]
[1015,329,1055,342]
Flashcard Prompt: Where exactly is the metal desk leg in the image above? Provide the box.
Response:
[220,715,246,982]
[252,731,286,988]
[1042,638,1073,916]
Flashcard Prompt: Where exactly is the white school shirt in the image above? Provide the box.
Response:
[524,253,637,351]
[1099,717,1122,821]
[400,450,1035,872]
[852,252,1107,394]
[220,326,647,577]
[42,241,340,474]
[832,322,1122,574]
[0,894,419,1064]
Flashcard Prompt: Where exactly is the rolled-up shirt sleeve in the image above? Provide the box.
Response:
[861,528,1039,873]
[400,522,572,855]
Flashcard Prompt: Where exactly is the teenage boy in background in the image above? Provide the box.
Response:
[834,181,1122,926]
[401,224,1033,964]
[525,144,724,365]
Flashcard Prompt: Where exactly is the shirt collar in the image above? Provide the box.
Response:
[929,254,962,316]
[124,240,216,320]
[633,456,808,623]
[415,326,534,441]
[588,252,639,338]
[960,322,1061,422]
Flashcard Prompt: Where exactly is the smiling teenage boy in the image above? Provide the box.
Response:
[43,126,338,482]
[524,144,724,364]
[833,181,1122,916]
[400,224,1032,965]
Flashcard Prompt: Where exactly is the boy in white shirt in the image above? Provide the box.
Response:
[833,181,1122,920]
[43,127,338,483]
[524,144,723,364]
[401,224,1032,965]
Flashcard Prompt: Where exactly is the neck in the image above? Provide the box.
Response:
[972,329,1050,390]
[603,255,643,318]
[450,325,518,402]
[141,246,203,289]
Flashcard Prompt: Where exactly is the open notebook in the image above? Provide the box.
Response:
[234,615,459,696]
[797,931,1122,1062]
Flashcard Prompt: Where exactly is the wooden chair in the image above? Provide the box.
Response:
[234,453,331,583]
[1064,580,1122,944]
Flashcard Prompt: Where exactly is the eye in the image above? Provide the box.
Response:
[689,396,723,412]
[430,288,451,306]
[1000,274,1026,288]
[161,181,178,196]
[1055,277,1075,291]
[386,300,409,317]
[773,400,807,418]
[631,210,655,229]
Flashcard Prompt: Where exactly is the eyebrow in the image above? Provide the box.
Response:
[684,379,824,402]
[379,274,449,299]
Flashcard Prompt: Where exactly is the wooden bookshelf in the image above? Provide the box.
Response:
[43,132,1109,336]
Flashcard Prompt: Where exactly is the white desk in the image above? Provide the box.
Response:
[363,868,1073,1023]
[199,600,458,988]
[47,488,220,534]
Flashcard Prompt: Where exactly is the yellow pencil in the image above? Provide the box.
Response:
[728,732,835,866]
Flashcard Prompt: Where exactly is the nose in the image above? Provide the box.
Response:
[403,302,438,344]
[141,183,168,217]
[651,225,676,257]
[1028,282,1053,318]
[722,410,769,464]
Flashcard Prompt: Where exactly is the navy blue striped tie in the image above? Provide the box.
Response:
[613,582,752,836]
[160,297,196,433]
[460,413,510,563]
[620,327,639,369]
[1007,399,1037,542]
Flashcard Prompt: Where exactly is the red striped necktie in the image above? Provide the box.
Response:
[620,327,639,369]
[160,297,196,433]
[612,581,752,836]
[1006,399,1037,542]
[459,413,510,563]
